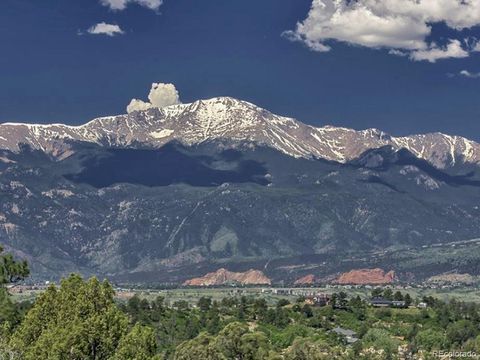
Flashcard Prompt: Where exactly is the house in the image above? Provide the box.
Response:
[273,288,292,295]
[370,297,406,308]
[417,302,428,309]
[305,293,331,307]
[392,300,406,308]
[370,297,392,307]
[331,327,359,344]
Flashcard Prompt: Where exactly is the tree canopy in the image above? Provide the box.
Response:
[8,274,157,360]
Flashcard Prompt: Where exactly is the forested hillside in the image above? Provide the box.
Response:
[2,249,480,359]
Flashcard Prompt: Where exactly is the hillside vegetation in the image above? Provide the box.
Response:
[2,250,480,359]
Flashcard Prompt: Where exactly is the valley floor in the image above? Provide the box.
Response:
[11,284,480,305]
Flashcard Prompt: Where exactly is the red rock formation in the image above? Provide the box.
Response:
[336,268,395,285]
[294,274,316,285]
[183,268,271,286]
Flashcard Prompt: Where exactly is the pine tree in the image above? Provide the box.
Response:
[10,275,129,360]
[113,323,159,360]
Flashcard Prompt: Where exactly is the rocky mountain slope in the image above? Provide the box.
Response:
[0,141,479,282]
[1,97,479,169]
[1,97,480,283]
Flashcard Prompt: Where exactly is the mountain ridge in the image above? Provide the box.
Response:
[1,96,478,169]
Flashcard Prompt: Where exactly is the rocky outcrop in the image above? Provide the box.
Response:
[183,268,271,286]
[336,268,395,285]
[294,274,316,285]
[427,273,475,284]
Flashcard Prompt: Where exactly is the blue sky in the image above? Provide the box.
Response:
[0,0,479,139]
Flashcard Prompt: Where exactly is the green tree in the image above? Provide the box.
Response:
[274,324,310,348]
[446,320,477,347]
[284,338,332,360]
[0,321,17,360]
[404,293,412,307]
[393,291,404,301]
[464,335,480,353]
[198,297,212,312]
[383,289,393,301]
[0,245,29,325]
[173,300,189,312]
[301,304,313,318]
[0,245,29,286]
[149,296,165,322]
[174,332,224,360]
[113,323,159,360]
[127,295,142,319]
[185,316,201,339]
[206,307,221,335]
[362,328,399,358]
[350,296,366,321]
[214,322,249,359]
[238,331,271,360]
[179,323,273,360]
[331,292,348,308]
[338,291,348,308]
[415,328,445,351]
[253,298,268,320]
[10,274,129,360]
[0,288,17,325]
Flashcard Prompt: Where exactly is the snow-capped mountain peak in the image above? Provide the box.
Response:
[0,96,479,168]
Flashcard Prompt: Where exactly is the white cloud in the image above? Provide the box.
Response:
[100,0,163,11]
[388,49,408,57]
[459,70,480,79]
[410,39,469,63]
[127,83,181,113]
[283,30,331,52]
[126,99,153,113]
[473,42,480,52]
[87,22,124,36]
[287,0,480,61]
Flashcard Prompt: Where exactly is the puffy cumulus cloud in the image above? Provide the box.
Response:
[100,0,163,11]
[127,83,181,113]
[86,22,124,36]
[126,99,152,113]
[284,1,429,51]
[460,70,480,79]
[286,0,480,61]
[148,83,181,108]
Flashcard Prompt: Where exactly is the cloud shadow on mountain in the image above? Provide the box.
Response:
[64,143,270,188]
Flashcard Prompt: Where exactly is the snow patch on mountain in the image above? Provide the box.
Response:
[150,129,174,139]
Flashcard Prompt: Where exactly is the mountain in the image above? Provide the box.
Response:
[1,97,480,283]
[1,97,479,169]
